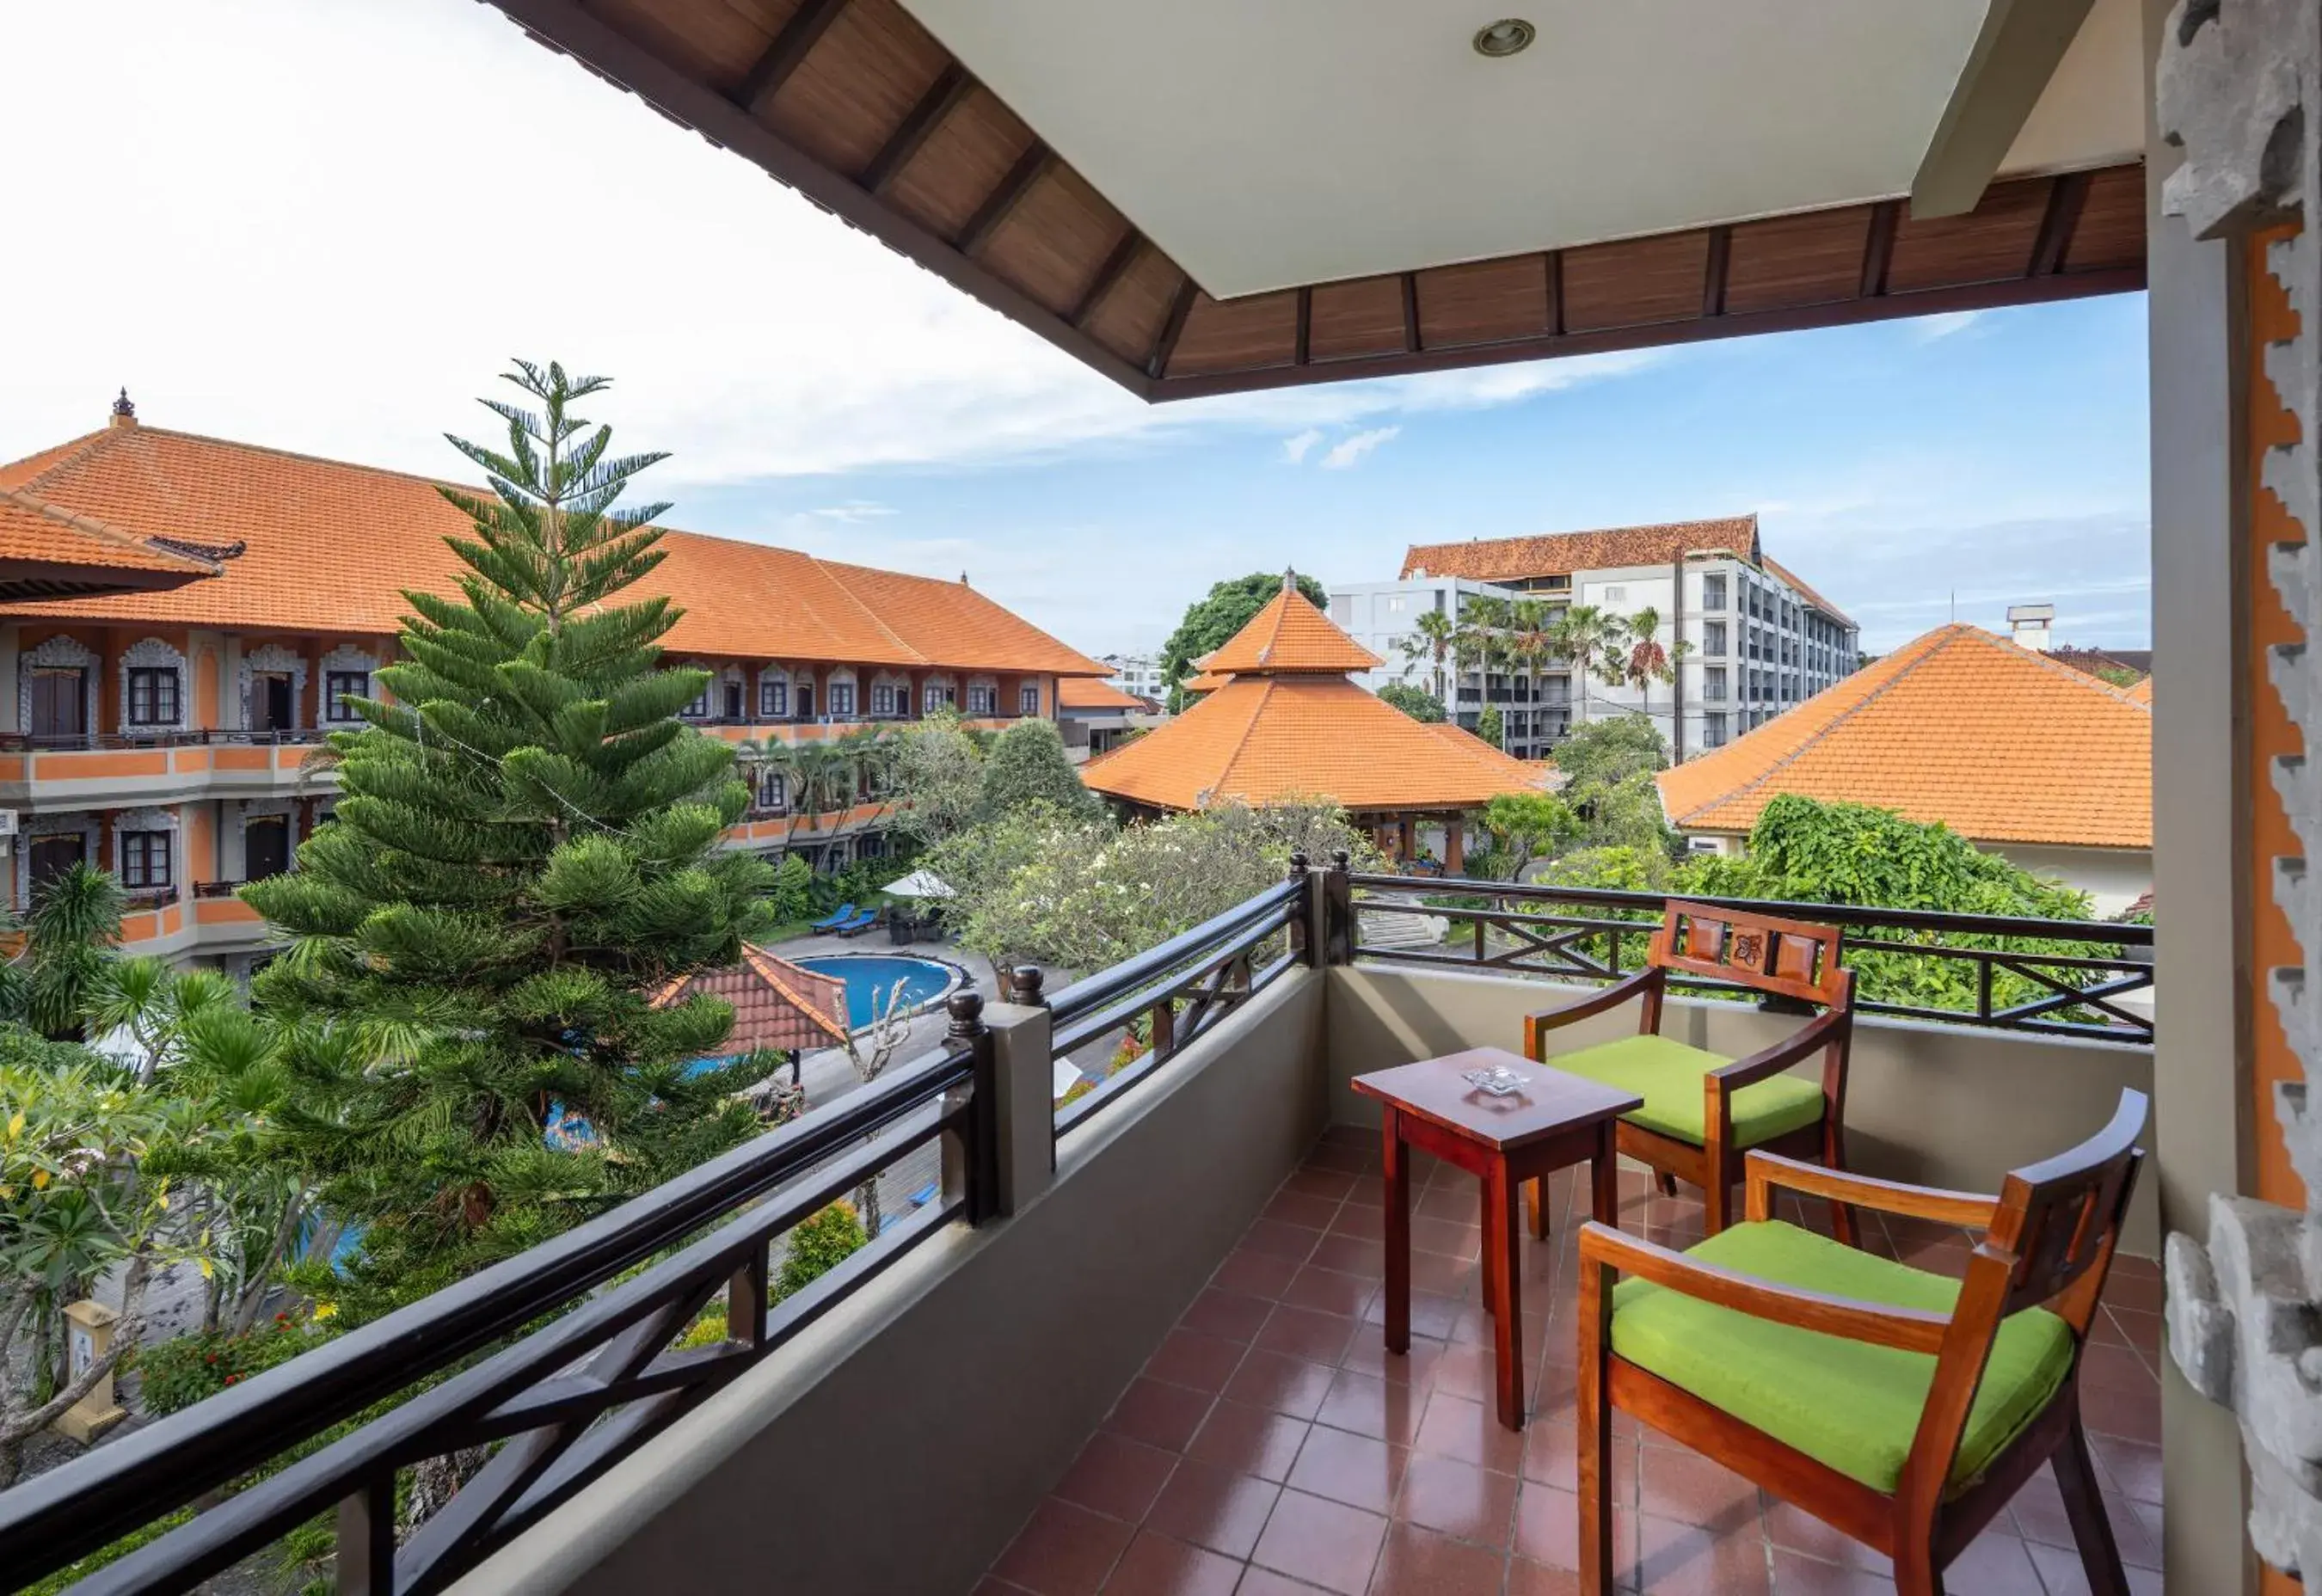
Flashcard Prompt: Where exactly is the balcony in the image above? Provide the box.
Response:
[0,870,2159,1594]
[0,729,334,808]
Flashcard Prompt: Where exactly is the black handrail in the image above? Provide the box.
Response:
[0,1038,981,1591]
[1343,871,2152,947]
[1047,878,1305,1026]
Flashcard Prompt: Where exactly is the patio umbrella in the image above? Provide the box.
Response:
[883,869,955,899]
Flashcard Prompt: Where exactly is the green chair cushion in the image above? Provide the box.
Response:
[1611,1219,2075,1494]
[1547,1034,1825,1148]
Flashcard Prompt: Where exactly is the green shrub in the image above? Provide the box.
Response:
[774,1201,868,1301]
[135,1313,323,1417]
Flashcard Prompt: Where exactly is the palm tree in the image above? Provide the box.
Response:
[1615,606,1692,753]
[1398,608,1457,702]
[19,862,125,1040]
[1546,604,1628,736]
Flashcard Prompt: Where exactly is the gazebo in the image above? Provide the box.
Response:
[1080,574,1550,870]
[652,943,851,1083]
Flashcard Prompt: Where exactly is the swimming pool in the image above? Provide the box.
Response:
[794,954,961,1030]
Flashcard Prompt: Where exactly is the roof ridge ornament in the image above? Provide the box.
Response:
[109,388,138,429]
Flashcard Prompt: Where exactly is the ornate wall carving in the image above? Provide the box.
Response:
[117,637,189,733]
[237,643,308,732]
[17,635,98,740]
[16,811,101,912]
[2159,0,2322,1577]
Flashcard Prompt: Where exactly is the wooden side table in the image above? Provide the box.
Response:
[1352,1047,1643,1429]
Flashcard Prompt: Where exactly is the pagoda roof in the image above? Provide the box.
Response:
[1205,585,1383,676]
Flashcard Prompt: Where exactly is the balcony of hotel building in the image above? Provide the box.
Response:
[0,419,1108,967]
[0,0,2308,1593]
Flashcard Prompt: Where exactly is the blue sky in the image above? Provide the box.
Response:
[3,0,2151,660]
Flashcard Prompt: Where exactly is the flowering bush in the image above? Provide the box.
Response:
[134,1312,325,1417]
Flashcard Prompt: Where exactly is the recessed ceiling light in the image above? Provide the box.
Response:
[1473,18,1535,58]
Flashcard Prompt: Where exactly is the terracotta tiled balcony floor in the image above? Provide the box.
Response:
[985,1126,2165,1596]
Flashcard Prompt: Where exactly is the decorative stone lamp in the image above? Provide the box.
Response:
[54,1298,126,1445]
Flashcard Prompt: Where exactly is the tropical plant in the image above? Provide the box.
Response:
[887,711,986,847]
[20,863,125,1040]
[241,360,781,1320]
[0,1039,173,1486]
[1503,598,1559,701]
[1476,792,1580,882]
[773,1201,866,1302]
[1160,572,1330,712]
[1546,604,1628,731]
[1398,608,1458,703]
[1477,704,1505,749]
[1550,714,1669,789]
[1612,606,1692,745]
[1377,682,1447,723]
[977,717,1103,824]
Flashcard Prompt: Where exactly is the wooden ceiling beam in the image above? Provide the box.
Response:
[1148,275,1198,379]
[958,143,1055,257]
[734,0,850,114]
[1911,0,2098,218]
[488,0,1156,396]
[859,63,972,196]
[1701,226,1732,317]
[2028,169,2092,276]
[1071,232,1146,328]
[1400,273,1421,353]
[1859,201,1900,298]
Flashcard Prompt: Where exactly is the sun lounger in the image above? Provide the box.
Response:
[808,902,857,932]
[834,908,880,937]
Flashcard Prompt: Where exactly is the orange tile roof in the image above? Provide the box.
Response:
[0,487,223,580]
[652,943,849,1052]
[1759,553,1856,628]
[1057,676,1148,711]
[1655,624,2152,849]
[0,423,1105,675]
[1203,585,1383,675]
[1404,518,1762,582]
[1082,674,1548,812]
[2124,674,2152,705]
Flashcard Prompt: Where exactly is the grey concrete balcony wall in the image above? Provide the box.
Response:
[457,967,1327,1596]
[1325,964,2160,1256]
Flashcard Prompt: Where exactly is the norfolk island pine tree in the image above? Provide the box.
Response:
[243,361,782,1316]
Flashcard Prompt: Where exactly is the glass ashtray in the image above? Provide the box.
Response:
[1462,1064,1527,1097]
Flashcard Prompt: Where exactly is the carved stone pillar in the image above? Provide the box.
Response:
[2158,0,2322,1578]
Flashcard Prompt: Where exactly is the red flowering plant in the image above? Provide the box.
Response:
[133,1311,327,1417]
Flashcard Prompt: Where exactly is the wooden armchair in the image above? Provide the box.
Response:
[1522,899,1854,1239]
[1573,1090,2147,1596]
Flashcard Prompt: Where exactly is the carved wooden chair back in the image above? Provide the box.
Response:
[1646,900,1852,1014]
[1903,1090,2146,1497]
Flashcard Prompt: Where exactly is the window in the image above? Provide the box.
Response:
[722,681,744,721]
[1704,622,1727,656]
[966,684,998,715]
[826,681,856,718]
[682,684,709,719]
[1019,683,1040,715]
[759,771,786,811]
[1386,594,1406,614]
[871,683,898,718]
[1701,713,1727,748]
[325,670,368,722]
[759,678,788,719]
[126,666,180,727]
[923,682,950,715]
[1544,574,1571,592]
[1602,585,1626,604]
[1702,574,1727,610]
[1705,666,1727,701]
[120,831,171,891]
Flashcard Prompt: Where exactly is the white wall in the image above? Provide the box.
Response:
[1993,844,2153,918]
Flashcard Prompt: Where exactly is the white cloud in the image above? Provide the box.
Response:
[1320,427,1400,470]
[1911,310,1984,343]
[1280,428,1324,464]
[808,500,899,524]
[0,0,1671,487]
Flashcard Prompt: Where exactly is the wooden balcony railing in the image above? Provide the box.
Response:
[0,997,1000,1595]
[1046,869,1312,1135]
[0,727,333,753]
[1343,868,2154,1043]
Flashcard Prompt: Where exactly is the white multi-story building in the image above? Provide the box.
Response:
[1330,516,1860,761]
[1098,652,1166,704]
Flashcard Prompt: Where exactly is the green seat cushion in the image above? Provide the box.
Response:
[1612,1220,2074,1494]
[1548,1034,1824,1148]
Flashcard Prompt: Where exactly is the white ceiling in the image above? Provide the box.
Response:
[898,0,2146,300]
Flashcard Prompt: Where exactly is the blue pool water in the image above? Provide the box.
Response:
[794,955,957,1029]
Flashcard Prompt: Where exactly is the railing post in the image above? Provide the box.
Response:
[1323,849,1355,966]
[1287,850,1312,965]
[963,976,1055,1218]
[335,1476,395,1596]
